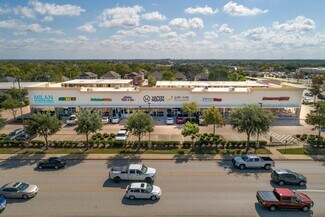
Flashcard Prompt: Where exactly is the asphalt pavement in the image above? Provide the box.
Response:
[0,160,324,217]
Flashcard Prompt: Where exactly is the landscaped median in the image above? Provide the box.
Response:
[277,147,325,155]
[0,133,271,155]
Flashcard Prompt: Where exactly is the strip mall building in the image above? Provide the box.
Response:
[26,79,304,119]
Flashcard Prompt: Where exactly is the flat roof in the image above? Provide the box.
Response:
[192,87,249,92]
[62,79,133,84]
[156,81,268,87]
[0,82,48,90]
[80,87,138,92]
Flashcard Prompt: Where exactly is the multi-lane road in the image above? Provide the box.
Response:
[0,159,324,217]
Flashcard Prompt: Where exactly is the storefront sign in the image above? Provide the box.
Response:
[262,97,290,101]
[122,96,134,102]
[34,95,54,104]
[203,97,222,102]
[59,97,76,101]
[167,96,189,102]
[143,95,165,102]
[91,98,112,102]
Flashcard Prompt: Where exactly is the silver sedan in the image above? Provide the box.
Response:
[0,182,38,199]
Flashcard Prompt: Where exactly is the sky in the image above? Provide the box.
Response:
[0,0,324,59]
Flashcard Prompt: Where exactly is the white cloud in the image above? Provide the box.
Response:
[30,0,85,16]
[13,6,35,19]
[204,31,219,39]
[182,31,196,38]
[218,24,233,34]
[77,35,89,41]
[185,6,218,15]
[0,19,62,34]
[160,25,171,32]
[43,16,53,22]
[238,26,268,40]
[117,25,160,36]
[77,23,96,33]
[273,16,315,32]
[141,11,166,20]
[223,1,268,16]
[99,6,143,27]
[0,7,11,14]
[169,17,204,29]
[160,32,178,38]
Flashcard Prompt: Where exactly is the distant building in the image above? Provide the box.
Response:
[194,72,209,81]
[77,72,98,79]
[174,72,187,81]
[150,71,163,80]
[225,66,237,72]
[298,67,325,74]
[125,72,144,86]
[100,71,121,79]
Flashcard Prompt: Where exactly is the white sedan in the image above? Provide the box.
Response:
[125,182,161,201]
[102,117,110,124]
[165,117,174,125]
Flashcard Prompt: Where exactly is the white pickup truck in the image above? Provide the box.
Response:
[232,154,274,170]
[109,164,157,183]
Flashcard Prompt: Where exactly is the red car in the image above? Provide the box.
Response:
[176,117,185,124]
[256,188,314,212]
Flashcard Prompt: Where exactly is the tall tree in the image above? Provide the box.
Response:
[309,76,324,104]
[1,97,21,120]
[126,111,154,145]
[202,106,226,136]
[230,104,274,152]
[148,75,157,87]
[305,102,325,146]
[75,109,103,149]
[255,109,275,148]
[0,114,6,130]
[182,122,199,144]
[25,113,62,149]
[162,71,175,81]
[182,102,199,118]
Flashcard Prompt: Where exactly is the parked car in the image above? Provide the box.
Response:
[111,116,120,124]
[66,115,77,125]
[271,169,307,186]
[115,129,129,141]
[304,92,313,97]
[232,154,274,170]
[125,182,161,201]
[176,117,185,124]
[15,132,33,141]
[3,128,24,140]
[165,117,174,125]
[37,157,67,169]
[198,117,205,125]
[256,188,314,212]
[302,98,313,103]
[109,164,156,183]
[0,197,6,212]
[102,116,110,124]
[0,182,39,199]
[318,93,325,100]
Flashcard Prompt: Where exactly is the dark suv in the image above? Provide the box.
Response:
[37,157,67,169]
[271,169,307,186]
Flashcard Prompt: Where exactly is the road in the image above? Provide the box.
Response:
[0,159,324,217]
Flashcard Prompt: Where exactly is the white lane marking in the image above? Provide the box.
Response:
[297,190,325,193]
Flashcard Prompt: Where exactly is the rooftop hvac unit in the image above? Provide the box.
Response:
[87,88,93,91]
[115,85,120,89]
[229,87,235,91]
[204,86,208,91]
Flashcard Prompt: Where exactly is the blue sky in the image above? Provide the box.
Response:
[0,0,324,59]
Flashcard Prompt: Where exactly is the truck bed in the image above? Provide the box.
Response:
[257,191,279,202]
[260,157,273,162]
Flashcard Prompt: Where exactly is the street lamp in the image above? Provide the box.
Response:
[148,103,151,143]
[258,102,263,108]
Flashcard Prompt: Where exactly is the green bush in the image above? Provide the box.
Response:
[151,141,180,149]
[178,150,185,154]
[182,141,192,149]
[296,134,301,138]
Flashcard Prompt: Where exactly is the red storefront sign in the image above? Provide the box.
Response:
[262,97,290,101]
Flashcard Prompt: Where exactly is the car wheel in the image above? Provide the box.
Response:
[302,206,310,212]
[151,195,157,201]
[38,165,43,169]
[54,165,59,169]
[129,195,135,200]
[278,180,285,186]
[264,164,271,170]
[299,181,306,186]
[269,205,277,212]
[239,164,245,170]
[22,194,29,199]
[0,194,5,199]
[145,178,152,183]
[114,177,121,183]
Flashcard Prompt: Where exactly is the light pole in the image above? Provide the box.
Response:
[258,102,262,108]
[148,103,151,143]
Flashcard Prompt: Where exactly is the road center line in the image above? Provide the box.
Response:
[297,189,325,193]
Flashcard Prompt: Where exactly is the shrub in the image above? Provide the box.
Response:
[182,141,192,149]
[151,141,180,149]
[296,134,301,138]
[178,150,185,155]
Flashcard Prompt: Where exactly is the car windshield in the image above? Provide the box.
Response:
[146,184,153,193]
[117,133,125,137]
[141,165,148,173]
[16,182,29,191]
[241,155,249,161]
[69,116,76,120]
[294,193,302,201]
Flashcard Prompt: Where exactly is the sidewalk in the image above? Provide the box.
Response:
[0,153,324,161]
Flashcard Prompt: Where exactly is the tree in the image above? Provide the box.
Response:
[182,102,199,118]
[182,122,199,144]
[1,97,21,120]
[162,71,175,81]
[309,76,324,104]
[148,75,157,87]
[0,114,6,130]
[25,113,62,149]
[305,102,325,146]
[7,88,28,100]
[228,72,246,81]
[230,104,274,152]
[126,111,154,145]
[75,109,103,149]
[202,106,226,136]
[255,109,275,148]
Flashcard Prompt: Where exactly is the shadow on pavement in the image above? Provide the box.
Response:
[106,154,142,169]
[310,155,325,166]
[5,198,33,204]
[103,179,130,189]
[33,166,66,172]
[255,203,314,217]
[62,153,88,168]
[173,154,216,164]
[121,197,159,206]
[269,180,307,190]
[0,152,45,170]
[272,119,302,126]
[217,157,272,179]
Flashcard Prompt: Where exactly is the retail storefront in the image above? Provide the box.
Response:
[27,81,304,119]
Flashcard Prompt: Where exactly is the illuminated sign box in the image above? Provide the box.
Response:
[59,97,76,101]
[262,97,290,101]
[91,98,112,102]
